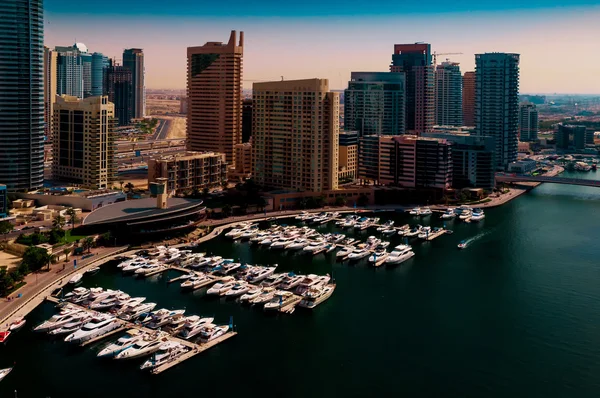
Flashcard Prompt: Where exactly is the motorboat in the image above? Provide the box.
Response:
[264,291,295,311]
[135,263,164,276]
[270,237,295,249]
[417,226,433,239]
[295,274,330,296]
[113,297,146,314]
[206,278,235,295]
[179,317,215,339]
[207,256,225,268]
[250,287,277,304]
[365,236,381,249]
[239,227,259,240]
[352,217,369,230]
[381,227,396,236]
[34,310,87,332]
[250,232,270,243]
[458,240,468,249]
[97,329,146,358]
[404,225,423,238]
[295,211,310,220]
[199,324,229,343]
[260,273,286,288]
[440,208,456,219]
[64,287,90,303]
[409,207,421,216]
[85,267,100,276]
[396,224,411,236]
[48,314,93,336]
[214,261,242,276]
[120,302,157,321]
[385,244,415,265]
[0,368,12,382]
[121,259,150,273]
[347,247,370,261]
[115,334,169,360]
[239,286,263,302]
[146,309,186,329]
[279,274,305,290]
[420,207,432,216]
[376,241,390,250]
[336,246,354,258]
[215,281,238,296]
[180,274,211,290]
[0,331,10,343]
[259,236,275,246]
[459,210,472,220]
[68,273,83,284]
[64,315,121,344]
[224,283,251,297]
[9,317,26,332]
[285,239,309,251]
[377,220,395,232]
[471,209,485,222]
[225,228,246,239]
[140,341,189,370]
[299,284,336,309]
[302,240,326,253]
[368,250,389,264]
[246,266,276,284]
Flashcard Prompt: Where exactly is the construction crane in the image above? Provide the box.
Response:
[432,52,463,66]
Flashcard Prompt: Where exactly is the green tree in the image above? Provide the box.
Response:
[124,182,135,193]
[52,214,66,230]
[0,221,14,234]
[334,196,347,207]
[119,180,125,190]
[357,194,369,207]
[83,237,95,253]
[298,198,308,210]
[65,208,78,230]
[202,187,210,197]
[257,197,267,213]
[100,231,113,246]
[0,268,15,297]
[22,247,51,272]
[221,180,229,190]
[63,247,71,262]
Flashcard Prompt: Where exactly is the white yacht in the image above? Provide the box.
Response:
[146,309,186,329]
[459,210,472,220]
[471,208,485,222]
[285,238,309,251]
[418,226,433,239]
[97,329,146,358]
[302,240,326,253]
[115,335,169,360]
[264,291,295,311]
[205,278,235,295]
[368,250,389,264]
[68,273,83,284]
[385,244,415,265]
[299,284,336,309]
[64,287,90,303]
[377,220,394,232]
[225,228,246,239]
[250,287,277,304]
[199,325,229,343]
[347,247,370,261]
[122,259,150,273]
[179,317,215,339]
[336,246,354,258]
[215,281,238,296]
[259,236,276,246]
[140,341,189,370]
[224,283,251,297]
[239,286,263,302]
[34,310,86,332]
[381,226,396,236]
[441,208,456,219]
[64,315,121,344]
[120,302,157,321]
[48,316,92,336]
[0,368,12,382]
[295,274,330,296]
[246,266,276,284]
[278,274,305,290]
[404,225,423,237]
[135,263,164,276]
[180,274,211,290]
[420,207,432,216]
[260,273,286,288]
[270,237,295,249]
[409,207,421,216]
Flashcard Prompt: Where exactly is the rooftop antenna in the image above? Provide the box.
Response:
[281,76,284,81]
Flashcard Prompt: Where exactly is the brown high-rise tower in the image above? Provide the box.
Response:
[462,71,475,126]
[186,31,243,167]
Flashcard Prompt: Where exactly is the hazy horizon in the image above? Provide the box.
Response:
[45,1,600,93]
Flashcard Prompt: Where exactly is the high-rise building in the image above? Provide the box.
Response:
[91,52,109,96]
[475,53,520,169]
[555,124,591,150]
[242,98,253,143]
[344,72,405,136]
[435,61,462,126]
[0,0,45,191]
[123,48,145,118]
[56,43,89,99]
[44,47,58,141]
[252,78,339,192]
[391,43,435,133]
[187,31,243,167]
[339,131,359,182]
[462,71,475,126]
[519,103,539,142]
[81,53,92,97]
[52,95,116,189]
[0,185,7,218]
[103,66,132,126]
[232,142,253,180]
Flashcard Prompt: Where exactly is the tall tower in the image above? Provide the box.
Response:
[475,53,520,170]
[44,47,58,141]
[103,66,133,126]
[187,30,243,167]
[344,72,405,136]
[252,79,339,192]
[391,43,435,134]
[56,43,89,99]
[91,52,109,96]
[123,48,145,118]
[462,71,475,126]
[519,103,539,142]
[0,0,45,191]
[435,61,462,126]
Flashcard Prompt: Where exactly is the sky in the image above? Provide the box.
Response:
[45,0,600,93]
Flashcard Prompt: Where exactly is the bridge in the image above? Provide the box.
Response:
[496,174,600,188]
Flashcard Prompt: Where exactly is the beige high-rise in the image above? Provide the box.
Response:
[252,79,339,192]
[52,95,116,189]
[44,46,57,140]
[186,30,243,167]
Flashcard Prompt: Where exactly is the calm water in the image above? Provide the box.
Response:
[2,171,600,397]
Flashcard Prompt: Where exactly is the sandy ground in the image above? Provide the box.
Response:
[119,173,149,190]
[146,99,181,115]
[0,251,22,270]
[151,115,186,139]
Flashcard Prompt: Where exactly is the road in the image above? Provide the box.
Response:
[152,119,172,141]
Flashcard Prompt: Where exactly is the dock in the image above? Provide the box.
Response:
[370,254,389,267]
[81,323,128,346]
[421,229,447,241]
[144,266,169,277]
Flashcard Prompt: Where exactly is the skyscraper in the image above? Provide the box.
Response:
[123,48,145,118]
[435,61,462,126]
[519,103,539,142]
[462,71,475,126]
[242,98,253,143]
[391,43,435,133]
[103,66,132,126]
[91,52,109,96]
[344,72,405,136]
[56,43,89,99]
[44,47,58,141]
[52,95,116,189]
[187,31,243,167]
[475,53,520,169]
[252,79,339,192]
[0,0,45,191]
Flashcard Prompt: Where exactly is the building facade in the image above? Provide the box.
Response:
[231,142,253,180]
[91,52,109,96]
[462,71,475,126]
[242,98,253,143]
[391,43,435,133]
[518,103,539,142]
[147,152,228,195]
[123,48,145,118]
[103,66,132,126]
[344,72,405,136]
[44,46,58,141]
[339,131,359,182]
[555,124,590,150]
[52,95,116,189]
[56,43,90,99]
[435,61,462,126]
[0,0,45,191]
[475,53,520,170]
[252,78,339,192]
[187,31,243,167]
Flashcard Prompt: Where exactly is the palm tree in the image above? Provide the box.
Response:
[52,215,66,230]
[65,208,78,230]
[124,182,134,193]
[119,180,125,191]
[83,237,95,253]
[44,253,55,271]
[63,247,71,262]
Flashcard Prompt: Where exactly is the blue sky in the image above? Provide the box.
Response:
[45,1,600,93]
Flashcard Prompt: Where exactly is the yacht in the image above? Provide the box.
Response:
[122,259,150,273]
[471,208,485,222]
[146,309,186,329]
[336,246,354,258]
[250,232,270,243]
[285,238,309,251]
[64,315,121,344]
[225,228,246,239]
[259,236,276,246]
[246,266,276,284]
[396,224,411,236]
[377,220,395,232]
[459,210,472,221]
[295,274,330,296]
[368,250,389,264]
[299,284,336,309]
[239,227,259,240]
[48,316,92,336]
[64,287,90,303]
[0,368,12,382]
[115,335,169,360]
[97,329,146,358]
[458,240,468,249]
[214,261,242,276]
[381,226,396,236]
[250,287,277,305]
[404,225,423,238]
[278,274,305,290]
[239,286,263,303]
[418,226,433,239]
[68,273,83,285]
[347,247,370,261]
[295,211,310,220]
[34,310,86,332]
[199,325,229,343]
[270,237,295,249]
[365,236,381,249]
[215,281,238,296]
[179,317,215,339]
[120,302,157,321]
[85,267,100,276]
[440,208,456,219]
[140,341,189,370]
[302,240,326,253]
[135,263,164,276]
[409,207,421,216]
[420,207,432,216]
[260,273,286,288]
[264,291,296,311]
[9,317,26,332]
[352,217,369,230]
[224,283,251,297]
[180,274,211,290]
[112,297,146,315]
[385,244,415,265]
